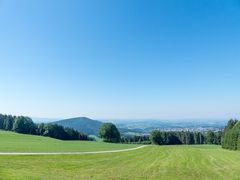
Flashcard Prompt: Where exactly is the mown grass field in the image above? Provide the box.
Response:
[0,130,139,152]
[0,131,240,179]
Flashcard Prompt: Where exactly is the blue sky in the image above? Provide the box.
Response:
[0,0,240,119]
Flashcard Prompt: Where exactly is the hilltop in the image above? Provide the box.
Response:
[52,117,102,135]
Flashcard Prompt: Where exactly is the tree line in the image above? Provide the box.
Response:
[0,114,90,141]
[120,130,221,145]
[0,114,224,145]
[222,119,240,150]
[121,135,151,144]
[149,130,221,145]
[98,122,221,145]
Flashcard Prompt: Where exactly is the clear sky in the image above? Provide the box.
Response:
[0,0,240,119]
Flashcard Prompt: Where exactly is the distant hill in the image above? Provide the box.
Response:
[52,117,102,135]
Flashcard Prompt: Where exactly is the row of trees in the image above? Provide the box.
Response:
[0,114,89,140]
[0,114,225,146]
[97,122,222,145]
[222,119,240,150]
[0,115,36,134]
[121,135,151,144]
[36,123,89,140]
[149,130,221,145]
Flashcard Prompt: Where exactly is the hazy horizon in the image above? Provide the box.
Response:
[30,116,228,123]
[1,0,240,119]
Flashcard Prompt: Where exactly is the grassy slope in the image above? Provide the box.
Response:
[0,130,139,152]
[0,131,240,179]
[0,145,240,179]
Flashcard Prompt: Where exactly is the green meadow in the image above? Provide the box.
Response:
[0,130,139,152]
[0,131,240,179]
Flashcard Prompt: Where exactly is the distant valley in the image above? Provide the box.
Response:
[32,117,227,136]
[114,119,227,136]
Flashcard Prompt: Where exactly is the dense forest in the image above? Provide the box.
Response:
[121,130,221,145]
[0,114,89,141]
[222,119,240,150]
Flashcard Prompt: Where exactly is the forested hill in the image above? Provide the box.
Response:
[52,117,102,135]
